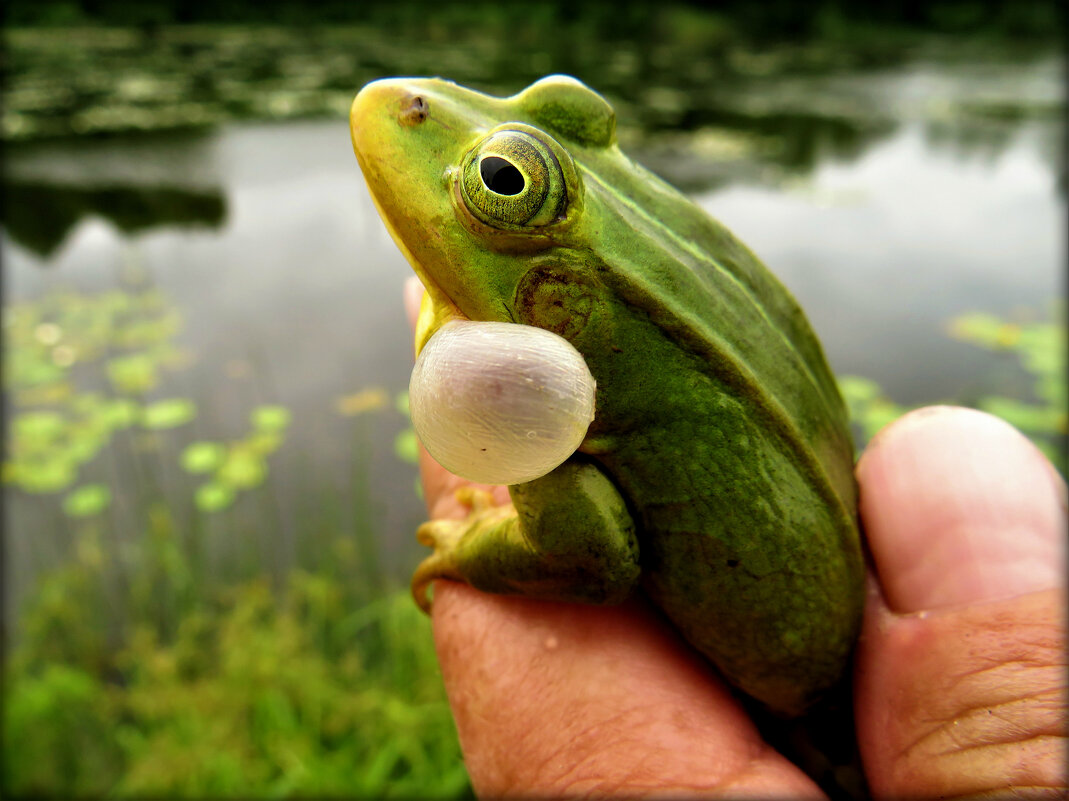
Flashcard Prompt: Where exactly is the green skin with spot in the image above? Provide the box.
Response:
[350,75,864,715]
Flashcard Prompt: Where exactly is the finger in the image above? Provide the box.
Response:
[418,445,509,518]
[853,406,1067,798]
[432,582,824,798]
[403,275,424,331]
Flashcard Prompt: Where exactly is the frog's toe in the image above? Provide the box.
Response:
[454,486,497,512]
[416,518,465,549]
[411,552,462,613]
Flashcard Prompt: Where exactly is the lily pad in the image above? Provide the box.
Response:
[106,353,158,394]
[217,447,266,489]
[250,404,291,432]
[195,481,235,513]
[16,456,77,493]
[393,428,419,464]
[13,411,66,448]
[246,432,283,455]
[141,398,196,429]
[181,441,226,474]
[101,398,140,429]
[63,484,112,517]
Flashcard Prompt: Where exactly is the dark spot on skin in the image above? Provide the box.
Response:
[399,94,428,126]
[727,559,739,567]
[480,379,505,399]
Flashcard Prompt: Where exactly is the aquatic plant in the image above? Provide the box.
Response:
[181,404,292,513]
[3,519,469,798]
[840,306,1066,474]
[3,287,196,507]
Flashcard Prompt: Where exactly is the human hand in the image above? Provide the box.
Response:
[403,278,1068,798]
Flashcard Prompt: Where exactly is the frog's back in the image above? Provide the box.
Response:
[580,148,856,506]
[574,149,863,713]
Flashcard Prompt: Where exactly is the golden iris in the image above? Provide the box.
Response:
[460,127,568,228]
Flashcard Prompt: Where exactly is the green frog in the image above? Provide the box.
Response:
[350,75,863,715]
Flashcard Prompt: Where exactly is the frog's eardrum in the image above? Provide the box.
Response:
[410,320,596,485]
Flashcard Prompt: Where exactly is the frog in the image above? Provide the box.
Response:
[349,75,864,716]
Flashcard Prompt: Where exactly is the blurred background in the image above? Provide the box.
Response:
[2,0,1064,797]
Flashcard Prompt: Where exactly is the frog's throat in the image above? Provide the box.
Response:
[414,287,467,356]
[367,192,467,355]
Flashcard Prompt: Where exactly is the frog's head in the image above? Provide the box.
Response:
[350,75,616,353]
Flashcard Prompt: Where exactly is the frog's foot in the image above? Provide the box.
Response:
[411,488,514,613]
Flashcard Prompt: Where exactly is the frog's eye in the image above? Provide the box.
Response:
[460,128,569,228]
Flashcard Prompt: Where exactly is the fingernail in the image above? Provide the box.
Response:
[857,406,1067,613]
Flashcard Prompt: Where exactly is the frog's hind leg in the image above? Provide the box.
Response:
[412,459,641,612]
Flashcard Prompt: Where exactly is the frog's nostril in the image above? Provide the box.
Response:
[399,94,429,127]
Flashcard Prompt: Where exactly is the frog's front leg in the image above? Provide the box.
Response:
[412,458,640,612]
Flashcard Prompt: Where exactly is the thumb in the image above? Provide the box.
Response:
[853,406,1067,798]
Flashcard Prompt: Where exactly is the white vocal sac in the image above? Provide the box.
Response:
[409,319,596,485]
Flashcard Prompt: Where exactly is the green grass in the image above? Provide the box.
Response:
[3,283,470,798]
[4,515,470,798]
[4,270,1065,797]
[5,291,1063,797]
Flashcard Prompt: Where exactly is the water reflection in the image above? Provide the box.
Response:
[2,56,1063,594]
[4,181,226,258]
[634,110,895,192]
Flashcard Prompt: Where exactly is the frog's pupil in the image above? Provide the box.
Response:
[480,157,524,196]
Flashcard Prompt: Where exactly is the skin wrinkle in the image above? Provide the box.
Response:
[507,690,812,798]
[972,691,1067,751]
[534,694,705,780]
[912,737,1066,798]
[858,588,1068,798]
[500,704,691,795]
[434,583,820,798]
[895,630,1065,762]
[532,712,774,799]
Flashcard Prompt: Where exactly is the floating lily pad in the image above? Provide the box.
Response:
[16,456,77,494]
[13,411,66,448]
[217,447,265,489]
[63,428,108,465]
[195,482,235,513]
[836,375,881,403]
[979,396,1064,436]
[101,398,140,429]
[246,432,283,455]
[141,398,196,429]
[393,428,419,464]
[7,351,66,389]
[250,405,291,432]
[107,353,158,394]
[181,441,226,474]
[62,484,112,517]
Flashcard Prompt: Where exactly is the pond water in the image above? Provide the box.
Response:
[3,54,1064,606]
